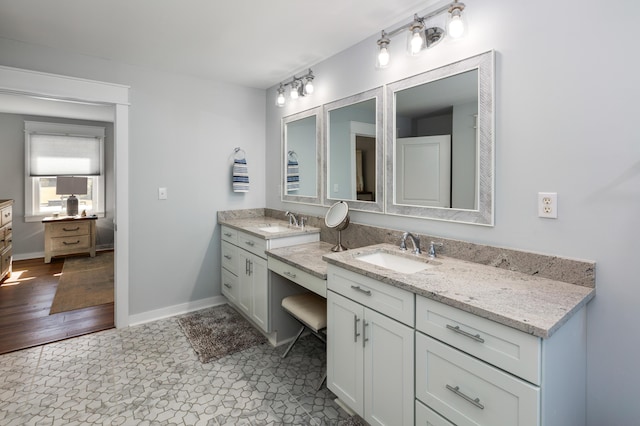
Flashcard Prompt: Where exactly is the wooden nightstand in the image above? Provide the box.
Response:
[42,216,97,263]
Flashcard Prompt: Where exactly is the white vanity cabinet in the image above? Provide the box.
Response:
[327,265,414,426]
[415,295,587,426]
[220,224,319,335]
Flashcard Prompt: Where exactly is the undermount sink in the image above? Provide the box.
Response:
[356,251,435,274]
[258,225,292,233]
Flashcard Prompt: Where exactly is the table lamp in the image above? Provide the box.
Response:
[56,176,87,216]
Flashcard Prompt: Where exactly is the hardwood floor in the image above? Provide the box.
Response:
[0,257,114,355]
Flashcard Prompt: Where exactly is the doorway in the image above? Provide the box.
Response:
[0,65,129,329]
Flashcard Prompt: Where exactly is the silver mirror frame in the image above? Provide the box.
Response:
[281,106,323,205]
[385,50,495,225]
[323,87,384,212]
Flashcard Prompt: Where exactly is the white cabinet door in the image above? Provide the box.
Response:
[364,308,414,426]
[327,291,365,416]
[238,250,252,316]
[250,255,269,332]
[328,290,414,425]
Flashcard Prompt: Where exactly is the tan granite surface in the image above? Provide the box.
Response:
[323,244,595,339]
[266,242,334,280]
[218,213,320,240]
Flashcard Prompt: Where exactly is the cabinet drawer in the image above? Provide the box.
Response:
[1,247,12,276]
[415,400,455,426]
[416,333,539,426]
[221,268,239,304]
[416,296,541,384]
[48,221,91,237]
[327,265,414,326]
[221,226,238,244]
[0,225,11,251]
[50,235,92,252]
[237,230,266,258]
[221,240,238,275]
[268,257,326,297]
[1,207,12,227]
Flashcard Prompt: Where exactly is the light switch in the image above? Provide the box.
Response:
[158,187,167,200]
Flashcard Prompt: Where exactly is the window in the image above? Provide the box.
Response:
[25,121,105,221]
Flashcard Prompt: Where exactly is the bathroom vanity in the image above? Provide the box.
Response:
[218,214,321,345]
[323,244,594,426]
[218,210,595,425]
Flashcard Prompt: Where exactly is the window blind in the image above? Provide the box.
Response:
[29,134,102,176]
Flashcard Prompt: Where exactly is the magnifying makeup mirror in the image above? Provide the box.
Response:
[325,201,350,252]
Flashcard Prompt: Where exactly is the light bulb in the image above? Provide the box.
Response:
[276,92,285,107]
[290,84,299,99]
[378,46,390,67]
[448,11,465,38]
[410,31,423,54]
[304,80,314,94]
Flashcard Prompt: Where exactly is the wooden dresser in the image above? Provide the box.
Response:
[42,216,97,263]
[0,199,14,282]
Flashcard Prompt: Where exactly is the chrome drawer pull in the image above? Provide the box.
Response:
[446,324,485,343]
[63,240,81,245]
[284,271,297,279]
[244,241,255,247]
[224,255,232,260]
[354,316,361,342]
[62,227,81,232]
[223,283,232,289]
[350,285,372,296]
[446,385,485,409]
[224,232,232,237]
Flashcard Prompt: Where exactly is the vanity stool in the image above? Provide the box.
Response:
[281,292,327,390]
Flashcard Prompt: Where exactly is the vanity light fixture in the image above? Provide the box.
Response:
[375,0,466,68]
[275,69,315,107]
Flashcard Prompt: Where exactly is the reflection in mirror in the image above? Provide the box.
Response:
[324,87,384,212]
[282,107,323,204]
[387,51,494,225]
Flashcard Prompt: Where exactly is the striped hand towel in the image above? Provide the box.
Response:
[286,159,300,192]
[232,158,249,192]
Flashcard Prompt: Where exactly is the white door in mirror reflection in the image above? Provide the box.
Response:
[396,135,451,208]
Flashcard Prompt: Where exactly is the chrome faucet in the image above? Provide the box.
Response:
[400,232,421,254]
[284,211,299,227]
[428,241,444,259]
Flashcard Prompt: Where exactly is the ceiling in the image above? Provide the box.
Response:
[0,0,438,89]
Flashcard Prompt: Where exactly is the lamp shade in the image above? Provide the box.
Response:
[56,176,88,195]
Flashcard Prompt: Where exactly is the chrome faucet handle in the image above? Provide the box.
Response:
[428,241,444,258]
[399,232,408,251]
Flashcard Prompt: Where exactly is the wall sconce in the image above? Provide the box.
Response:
[275,69,315,107]
[376,0,466,68]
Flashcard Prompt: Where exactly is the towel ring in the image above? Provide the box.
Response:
[233,147,246,160]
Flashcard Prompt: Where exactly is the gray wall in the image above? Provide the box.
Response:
[0,36,266,317]
[264,1,640,424]
[0,113,115,256]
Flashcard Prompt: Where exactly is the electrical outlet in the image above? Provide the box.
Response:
[538,192,557,218]
[158,187,168,200]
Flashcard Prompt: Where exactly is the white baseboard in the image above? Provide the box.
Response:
[127,295,228,327]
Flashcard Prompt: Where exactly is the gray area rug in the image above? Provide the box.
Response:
[177,304,267,363]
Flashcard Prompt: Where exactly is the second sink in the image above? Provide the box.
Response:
[356,251,436,274]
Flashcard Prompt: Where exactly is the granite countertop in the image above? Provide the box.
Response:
[323,243,595,339]
[219,216,320,240]
[266,241,335,280]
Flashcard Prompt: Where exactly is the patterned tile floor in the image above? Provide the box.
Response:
[0,309,365,425]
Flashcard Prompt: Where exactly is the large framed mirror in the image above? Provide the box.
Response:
[324,87,384,212]
[282,106,323,204]
[386,51,494,225]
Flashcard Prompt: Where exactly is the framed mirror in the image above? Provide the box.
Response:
[282,106,323,204]
[386,51,494,225]
[324,87,384,212]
